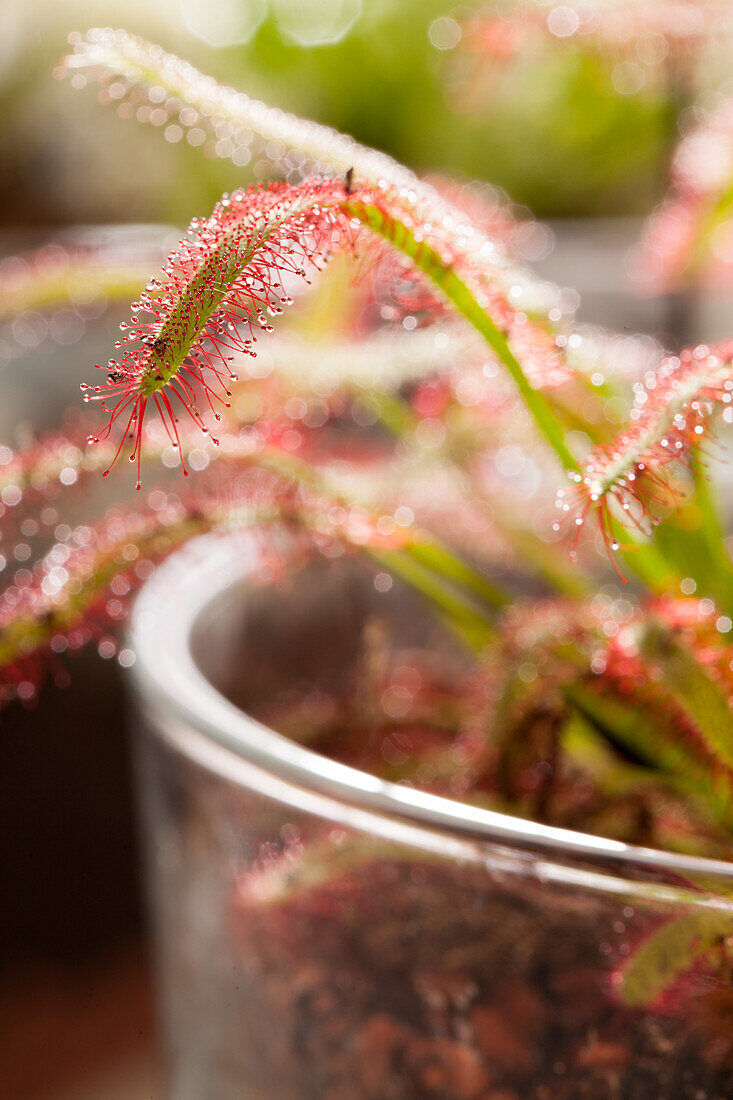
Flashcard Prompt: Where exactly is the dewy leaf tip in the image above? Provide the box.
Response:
[79,179,355,485]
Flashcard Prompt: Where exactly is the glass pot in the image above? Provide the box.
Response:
[130,531,733,1100]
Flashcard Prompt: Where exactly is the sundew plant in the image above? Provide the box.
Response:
[3,27,733,1007]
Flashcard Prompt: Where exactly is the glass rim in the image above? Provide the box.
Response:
[129,530,733,884]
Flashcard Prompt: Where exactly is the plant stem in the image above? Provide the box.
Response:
[256,448,507,620]
[403,541,509,610]
[367,547,495,653]
[343,200,580,475]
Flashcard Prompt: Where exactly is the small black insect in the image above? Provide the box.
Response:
[145,335,170,359]
[344,167,355,195]
[107,370,125,384]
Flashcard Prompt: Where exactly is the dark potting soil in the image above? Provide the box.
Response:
[229,852,733,1100]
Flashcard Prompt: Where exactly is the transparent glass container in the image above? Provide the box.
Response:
[130,532,733,1100]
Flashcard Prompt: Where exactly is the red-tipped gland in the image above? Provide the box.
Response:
[84,179,358,483]
[561,341,733,562]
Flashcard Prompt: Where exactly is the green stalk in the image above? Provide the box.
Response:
[343,199,706,599]
[256,448,507,622]
[367,547,494,653]
[402,541,509,610]
[359,366,590,599]
[343,200,580,475]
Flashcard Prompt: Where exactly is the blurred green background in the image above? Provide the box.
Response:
[1,0,721,232]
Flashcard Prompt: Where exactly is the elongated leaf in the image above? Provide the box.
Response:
[640,620,733,771]
[565,682,733,829]
[617,910,732,1007]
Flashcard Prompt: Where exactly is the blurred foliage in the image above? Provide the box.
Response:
[0,0,693,227]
